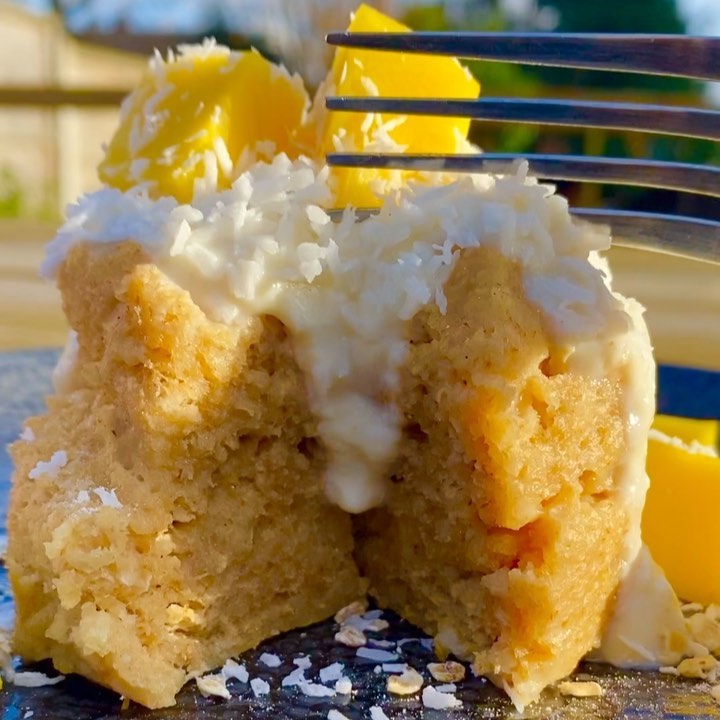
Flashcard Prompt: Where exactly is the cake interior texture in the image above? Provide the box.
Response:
[355,246,629,706]
[8,235,640,709]
[8,243,365,708]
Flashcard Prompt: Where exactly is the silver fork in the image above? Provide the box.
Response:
[324,32,720,264]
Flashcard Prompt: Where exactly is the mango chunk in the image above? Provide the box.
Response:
[653,414,718,449]
[99,44,309,203]
[318,3,480,208]
[643,426,720,605]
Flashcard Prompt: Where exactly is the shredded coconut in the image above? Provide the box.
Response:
[281,667,307,687]
[258,652,282,668]
[10,671,65,688]
[299,681,335,697]
[222,659,249,683]
[319,662,345,683]
[250,677,270,697]
[422,685,463,709]
[356,647,399,663]
[93,487,122,509]
[387,667,423,695]
[196,673,230,699]
[19,426,35,442]
[335,677,352,695]
[328,710,350,720]
[28,451,68,480]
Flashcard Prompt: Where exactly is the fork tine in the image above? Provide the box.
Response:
[326,206,720,265]
[571,209,720,264]
[325,32,720,83]
[325,97,720,141]
[326,153,720,198]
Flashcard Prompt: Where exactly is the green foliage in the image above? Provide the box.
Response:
[0,167,25,218]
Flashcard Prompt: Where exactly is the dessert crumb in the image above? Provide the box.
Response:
[387,666,423,695]
[334,599,368,624]
[335,626,366,647]
[427,661,466,683]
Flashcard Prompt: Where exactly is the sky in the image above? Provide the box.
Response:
[12,0,720,35]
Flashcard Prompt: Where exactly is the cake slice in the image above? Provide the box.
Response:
[9,241,365,707]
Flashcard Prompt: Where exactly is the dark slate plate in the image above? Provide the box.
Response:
[2,349,720,720]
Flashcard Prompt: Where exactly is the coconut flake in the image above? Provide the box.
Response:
[423,685,463,709]
[356,647,398,663]
[250,677,270,697]
[28,450,68,480]
[369,707,390,720]
[10,671,65,688]
[299,681,335,698]
[93,487,122,508]
[319,662,345,684]
[335,677,352,695]
[196,673,230,699]
[258,652,282,668]
[222,659,249,683]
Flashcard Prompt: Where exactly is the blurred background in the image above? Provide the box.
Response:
[0,0,718,369]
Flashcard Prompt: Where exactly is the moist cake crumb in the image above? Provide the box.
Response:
[427,661,466,683]
[557,681,603,698]
[386,666,423,695]
[335,627,366,647]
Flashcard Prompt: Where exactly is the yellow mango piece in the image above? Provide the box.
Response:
[319,3,480,208]
[643,429,720,605]
[99,45,309,203]
[653,414,719,449]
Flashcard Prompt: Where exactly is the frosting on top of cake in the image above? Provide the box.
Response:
[43,155,639,514]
